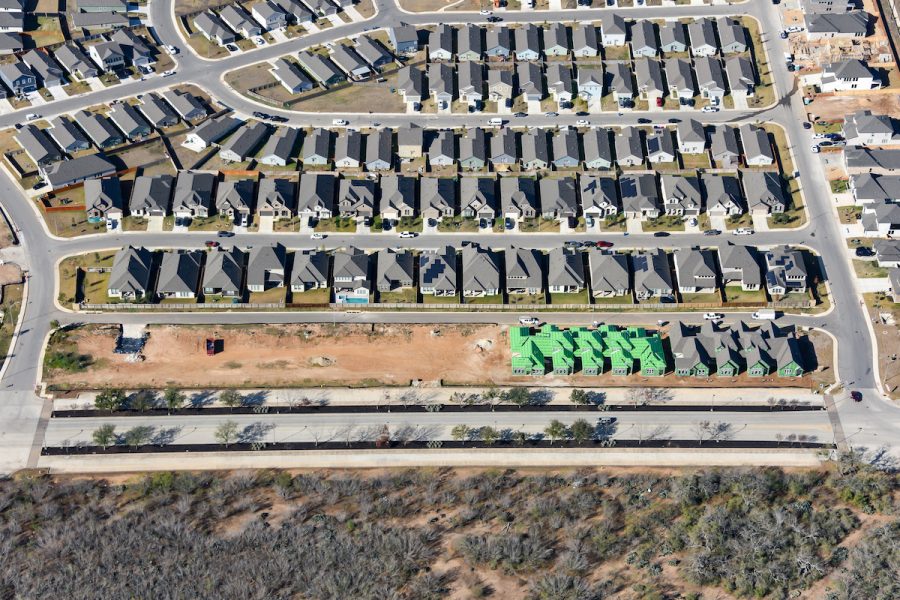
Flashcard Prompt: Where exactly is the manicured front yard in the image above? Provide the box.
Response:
[550,290,590,305]
[853,260,889,279]
[838,206,861,224]
[379,288,417,303]
[519,218,560,233]
[722,287,768,304]
[57,252,116,305]
[437,217,480,232]
[248,287,287,304]
[642,215,685,232]
[507,293,546,305]
[314,217,358,232]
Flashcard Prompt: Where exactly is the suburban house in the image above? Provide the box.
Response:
[804,11,869,40]
[428,131,456,169]
[302,127,332,166]
[580,175,619,221]
[843,109,897,146]
[42,153,116,190]
[601,14,627,47]
[203,246,246,298]
[460,176,496,220]
[76,110,122,148]
[539,176,578,221]
[742,170,787,214]
[710,125,741,167]
[739,124,774,166]
[388,24,419,55]
[88,41,124,71]
[660,21,687,53]
[548,247,585,294]
[544,22,569,57]
[677,119,707,154]
[514,23,541,60]
[379,174,416,222]
[694,56,727,104]
[271,58,314,94]
[219,121,269,163]
[334,129,363,168]
[420,246,457,297]
[665,58,695,100]
[110,28,154,67]
[521,128,550,170]
[490,128,517,169]
[290,250,329,293]
[703,173,744,216]
[22,49,65,88]
[615,126,644,167]
[588,250,630,298]
[397,124,424,159]
[717,17,748,52]
[296,51,344,87]
[577,67,604,103]
[546,63,574,105]
[635,57,665,106]
[139,93,179,129]
[619,173,661,220]
[156,250,202,299]
[259,126,301,167]
[48,116,90,153]
[246,243,287,292]
[673,247,719,294]
[485,28,511,58]
[583,128,613,169]
[572,23,599,57]
[129,174,173,218]
[184,115,240,150]
[194,11,236,46]
[457,24,483,61]
[16,124,62,167]
[420,177,456,222]
[487,68,514,105]
[506,247,543,295]
[428,61,455,108]
[428,24,454,61]
[107,246,152,300]
[607,61,635,106]
[252,0,288,30]
[843,147,900,174]
[365,129,392,171]
[215,178,255,225]
[0,60,35,94]
[660,174,702,216]
[873,239,900,267]
[688,18,717,57]
[396,65,424,107]
[459,127,487,170]
[552,129,580,168]
[631,20,658,57]
[162,89,206,121]
[819,59,880,92]
[257,178,296,220]
[517,61,545,102]
[725,56,756,99]
[220,4,261,38]
[632,249,673,300]
[84,176,123,228]
[646,129,676,164]
[802,0,854,13]
[457,60,484,107]
[500,176,538,221]
[376,248,415,292]
[172,170,216,220]
[109,102,152,140]
[764,246,808,295]
[331,44,371,80]
[461,242,500,297]
[337,178,376,219]
[273,0,314,23]
[54,43,99,79]
[297,172,336,220]
[355,35,393,69]
[719,244,762,291]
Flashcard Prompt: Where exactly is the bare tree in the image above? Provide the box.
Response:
[215,421,239,447]
[693,420,711,444]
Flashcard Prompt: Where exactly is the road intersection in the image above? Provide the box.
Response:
[0,0,898,473]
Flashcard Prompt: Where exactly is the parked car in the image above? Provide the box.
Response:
[479,9,492,14]
[733,228,754,235]
[519,316,540,326]
[205,241,219,248]
[803,122,812,129]
[165,45,178,55]
[701,105,719,113]
[703,229,721,236]
[855,246,874,257]
[332,118,349,126]
[217,231,234,238]
[850,390,863,402]
[576,119,590,126]
[653,231,670,237]
[595,240,614,248]
[703,312,723,321]
[399,231,417,238]
[544,111,559,117]
[311,232,325,240]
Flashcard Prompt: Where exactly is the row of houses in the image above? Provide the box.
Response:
[397,54,753,109]
[17,88,205,177]
[84,167,788,232]
[407,18,748,63]
[180,119,776,173]
[193,0,353,46]
[104,242,810,305]
[0,28,154,96]
[510,320,806,378]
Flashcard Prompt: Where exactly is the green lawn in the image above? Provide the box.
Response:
[507,292,546,305]
[379,288,417,303]
[314,217,358,232]
[550,290,590,304]
[189,215,233,232]
[423,293,459,304]
[395,217,423,233]
[57,252,116,305]
[722,287,768,304]
[725,213,753,230]
[290,287,331,304]
[679,291,722,304]
[437,217,480,232]
[642,215,685,232]
[248,287,287,304]
[768,207,805,229]
[591,294,634,305]
[600,214,627,232]
[463,294,503,305]
[831,179,850,194]
[519,218,560,233]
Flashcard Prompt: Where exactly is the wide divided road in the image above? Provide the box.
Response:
[1,0,899,472]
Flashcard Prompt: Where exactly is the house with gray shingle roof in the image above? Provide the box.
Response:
[109,102,152,140]
[365,129,392,171]
[259,126,300,167]
[500,176,537,220]
[601,14,627,47]
[291,249,329,292]
[674,247,718,294]
[646,129,676,164]
[631,20,658,57]
[162,89,206,121]
[490,128,517,169]
[660,173,701,216]
[633,248,673,300]
[577,67,604,102]
[665,58,695,100]
[764,246,807,295]
[54,43,99,79]
[521,129,549,170]
[108,246,153,299]
[194,11,235,45]
[843,109,897,146]
[540,176,578,220]
[334,129,362,168]
[739,124,774,166]
[271,57,313,94]
[172,170,216,219]
[548,247,585,293]
[487,68,514,105]
[716,17,748,53]
[544,23,569,57]
[389,24,418,54]
[688,18,717,57]
[552,129,580,169]
[660,21,687,53]
[725,56,756,99]
[429,24,454,61]
[396,65,424,106]
[677,119,706,154]
[23,49,65,88]
[514,23,541,60]
[820,59,879,92]
[16,124,61,167]
[581,175,619,219]
[203,246,245,298]
[397,124,423,159]
[220,4,261,37]
[720,244,762,290]
[710,125,740,167]
[428,130,455,167]
[420,246,457,297]
[615,126,643,167]
[220,121,268,163]
[297,51,344,87]
[355,35,392,69]
[546,63,573,105]
[273,0,314,24]
[702,173,744,216]
[302,127,331,166]
[506,247,543,294]
[428,61,455,107]
[572,23,599,57]
[257,178,295,220]
[695,56,726,104]
[421,177,457,221]
[376,248,414,292]
[215,179,255,225]
[461,242,500,297]
[805,11,869,40]
[85,176,122,227]
[297,172,335,220]
[247,243,287,292]
[460,176,495,219]
[139,93,179,129]
[742,170,787,214]
[43,153,115,189]
[607,61,635,106]
[380,174,416,222]
[588,250,629,297]
[635,57,665,105]
[583,128,613,170]
[337,178,376,219]
[619,173,660,219]
[156,250,202,299]
[459,127,486,170]
[76,110,122,148]
[129,174,173,217]
[252,0,288,31]
[331,43,371,80]
[517,61,545,102]
[457,24,483,61]
[485,27,511,58]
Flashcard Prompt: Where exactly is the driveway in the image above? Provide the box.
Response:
[147,216,165,232]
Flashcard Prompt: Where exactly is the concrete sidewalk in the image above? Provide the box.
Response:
[55,386,825,411]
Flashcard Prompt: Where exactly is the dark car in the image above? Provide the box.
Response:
[850,391,863,402]
[637,118,652,124]
[487,16,502,22]
[703,229,721,236]
[855,246,874,257]
[513,112,527,117]
[226,44,239,52]
[803,122,812,129]
[653,231,670,237]
[217,231,235,238]
[269,115,288,123]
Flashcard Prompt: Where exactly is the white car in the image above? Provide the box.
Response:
[519,316,540,326]
[733,227,755,236]
[165,45,178,55]
[332,118,348,126]
[703,312,723,321]
[25,113,40,121]
[399,231,417,238]
[479,9,492,14]
[688,217,698,227]
[311,233,325,240]
[254,37,265,46]
[162,70,175,77]
[701,105,719,113]
[576,119,590,126]
[810,144,820,154]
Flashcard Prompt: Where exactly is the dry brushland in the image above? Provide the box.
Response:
[0,460,896,599]
[43,323,833,391]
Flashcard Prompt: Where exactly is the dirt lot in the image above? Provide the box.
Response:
[864,293,900,400]
[809,93,900,122]
[45,323,834,391]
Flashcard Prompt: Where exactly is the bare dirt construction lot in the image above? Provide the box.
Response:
[809,93,900,122]
[45,323,833,391]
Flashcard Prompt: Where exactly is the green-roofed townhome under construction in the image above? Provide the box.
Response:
[510,324,667,377]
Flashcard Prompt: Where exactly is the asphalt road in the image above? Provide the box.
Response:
[42,409,833,446]
[1,0,899,473]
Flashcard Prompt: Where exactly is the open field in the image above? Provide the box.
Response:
[864,292,900,400]
[0,464,896,599]
[44,323,834,391]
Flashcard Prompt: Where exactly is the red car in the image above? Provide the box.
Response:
[595,241,614,248]
[205,241,219,248]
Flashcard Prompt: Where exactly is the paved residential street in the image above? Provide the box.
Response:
[1,0,899,473]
